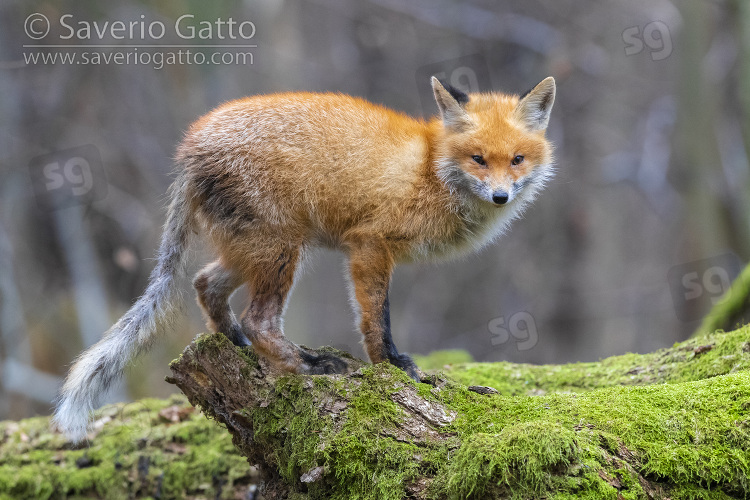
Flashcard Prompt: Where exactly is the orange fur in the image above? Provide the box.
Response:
[177,77,557,378]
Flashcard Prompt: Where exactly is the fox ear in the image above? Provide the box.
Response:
[431,77,471,131]
[515,76,556,131]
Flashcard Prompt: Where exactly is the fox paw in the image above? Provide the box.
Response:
[299,350,349,375]
[224,328,252,347]
[390,353,422,382]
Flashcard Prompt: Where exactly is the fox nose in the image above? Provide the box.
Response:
[492,190,509,205]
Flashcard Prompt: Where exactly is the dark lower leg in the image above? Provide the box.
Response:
[379,293,420,379]
[194,260,248,346]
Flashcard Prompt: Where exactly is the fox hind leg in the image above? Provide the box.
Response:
[241,245,348,375]
[194,260,249,347]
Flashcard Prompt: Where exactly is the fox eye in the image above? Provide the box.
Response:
[511,155,524,166]
[471,155,486,166]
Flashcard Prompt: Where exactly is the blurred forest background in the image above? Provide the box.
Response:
[1,0,749,420]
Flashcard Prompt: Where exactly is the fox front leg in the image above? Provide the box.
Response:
[348,240,421,381]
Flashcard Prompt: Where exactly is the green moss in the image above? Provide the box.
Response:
[235,361,437,500]
[6,326,750,499]
[425,370,750,498]
[442,326,750,395]
[223,332,749,498]
[219,329,750,500]
[250,375,331,485]
[322,365,443,500]
[442,422,579,498]
[0,395,255,499]
[412,349,475,371]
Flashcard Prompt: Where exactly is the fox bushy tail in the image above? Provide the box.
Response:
[53,176,194,442]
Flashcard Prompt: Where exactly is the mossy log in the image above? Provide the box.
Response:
[2,328,749,499]
[0,394,258,499]
[164,329,750,500]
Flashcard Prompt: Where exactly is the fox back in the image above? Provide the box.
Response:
[178,77,554,261]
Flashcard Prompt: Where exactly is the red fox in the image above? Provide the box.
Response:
[53,76,556,441]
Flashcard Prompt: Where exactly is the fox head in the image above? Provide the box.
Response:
[431,76,556,209]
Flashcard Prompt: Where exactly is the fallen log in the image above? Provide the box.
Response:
[165,329,750,499]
